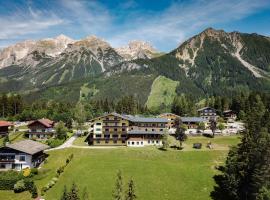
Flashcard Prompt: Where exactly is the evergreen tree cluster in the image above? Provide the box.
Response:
[61,183,89,200]
[0,94,23,118]
[211,93,270,200]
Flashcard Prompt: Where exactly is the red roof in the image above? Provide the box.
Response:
[0,121,12,127]
[28,118,54,128]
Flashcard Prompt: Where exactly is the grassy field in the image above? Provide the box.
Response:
[146,75,179,110]
[73,135,88,146]
[0,136,240,200]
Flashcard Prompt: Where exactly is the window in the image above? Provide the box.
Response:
[156,140,159,144]
[104,134,110,138]
[145,129,148,131]
[132,142,134,145]
[106,117,109,120]
[122,128,126,131]
[105,123,108,125]
[160,129,163,131]
[105,128,109,132]
[113,140,117,144]
[152,124,155,127]
[96,128,101,131]
[115,123,118,126]
[152,140,154,144]
[19,156,25,161]
[148,140,150,144]
[96,134,101,138]
[122,140,126,144]
[96,140,100,144]
[105,140,109,144]
[152,129,154,131]
[114,117,118,120]
[113,134,118,138]
[141,142,143,145]
[128,141,130,145]
[137,142,139,145]
[122,123,126,126]
[114,128,117,132]
[96,123,101,125]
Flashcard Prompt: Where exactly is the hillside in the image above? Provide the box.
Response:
[0,28,270,107]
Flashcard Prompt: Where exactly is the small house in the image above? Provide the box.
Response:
[0,121,12,136]
[0,140,49,170]
[223,110,237,121]
[197,107,218,121]
[28,118,54,139]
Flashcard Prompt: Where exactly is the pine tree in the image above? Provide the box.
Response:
[68,182,80,200]
[125,179,136,200]
[113,171,124,200]
[60,185,68,200]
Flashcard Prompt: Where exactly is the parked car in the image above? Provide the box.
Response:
[193,143,202,149]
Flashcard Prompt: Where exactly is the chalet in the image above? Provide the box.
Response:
[197,107,218,121]
[27,118,54,139]
[223,110,237,121]
[181,117,207,129]
[89,113,168,147]
[0,140,49,170]
[158,113,180,129]
[0,121,12,136]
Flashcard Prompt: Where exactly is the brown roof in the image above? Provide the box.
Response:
[0,121,12,127]
[28,118,54,128]
[6,140,49,155]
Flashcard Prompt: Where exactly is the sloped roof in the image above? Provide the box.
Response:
[158,113,180,118]
[28,118,54,128]
[0,121,12,127]
[6,140,49,155]
[181,117,207,123]
[125,115,168,123]
[197,107,216,112]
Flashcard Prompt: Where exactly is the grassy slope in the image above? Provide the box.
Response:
[146,75,179,110]
[0,136,240,200]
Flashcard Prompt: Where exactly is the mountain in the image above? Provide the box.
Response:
[0,28,270,108]
[116,40,161,60]
[0,35,74,69]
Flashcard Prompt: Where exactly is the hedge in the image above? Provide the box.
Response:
[0,171,24,190]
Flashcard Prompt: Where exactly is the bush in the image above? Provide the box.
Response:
[14,180,26,193]
[47,138,65,148]
[31,184,38,198]
[23,168,31,177]
[0,171,24,190]
[57,166,65,175]
[31,168,38,175]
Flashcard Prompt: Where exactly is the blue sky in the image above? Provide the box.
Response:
[0,0,270,52]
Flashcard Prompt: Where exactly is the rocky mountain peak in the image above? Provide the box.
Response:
[116,40,158,60]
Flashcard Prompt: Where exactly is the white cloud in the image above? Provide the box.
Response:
[107,0,270,51]
[0,6,65,40]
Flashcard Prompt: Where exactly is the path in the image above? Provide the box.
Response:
[46,135,77,151]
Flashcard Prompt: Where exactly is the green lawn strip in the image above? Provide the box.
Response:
[0,190,31,200]
[43,148,227,200]
[73,136,88,146]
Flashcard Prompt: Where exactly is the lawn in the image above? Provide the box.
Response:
[0,136,240,200]
[73,135,88,146]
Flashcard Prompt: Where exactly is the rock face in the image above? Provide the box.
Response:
[173,27,269,78]
[116,40,159,60]
[0,34,74,69]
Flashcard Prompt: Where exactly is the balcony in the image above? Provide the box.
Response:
[0,159,15,163]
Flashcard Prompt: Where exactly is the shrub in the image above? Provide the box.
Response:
[31,184,38,198]
[47,138,65,148]
[0,171,24,190]
[14,180,26,193]
[23,168,31,177]
[57,166,65,175]
[31,168,38,175]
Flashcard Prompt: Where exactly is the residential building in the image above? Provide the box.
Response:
[181,117,207,129]
[27,118,54,139]
[0,121,12,136]
[223,110,237,121]
[88,113,168,147]
[158,113,180,129]
[197,107,218,121]
[0,140,49,170]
